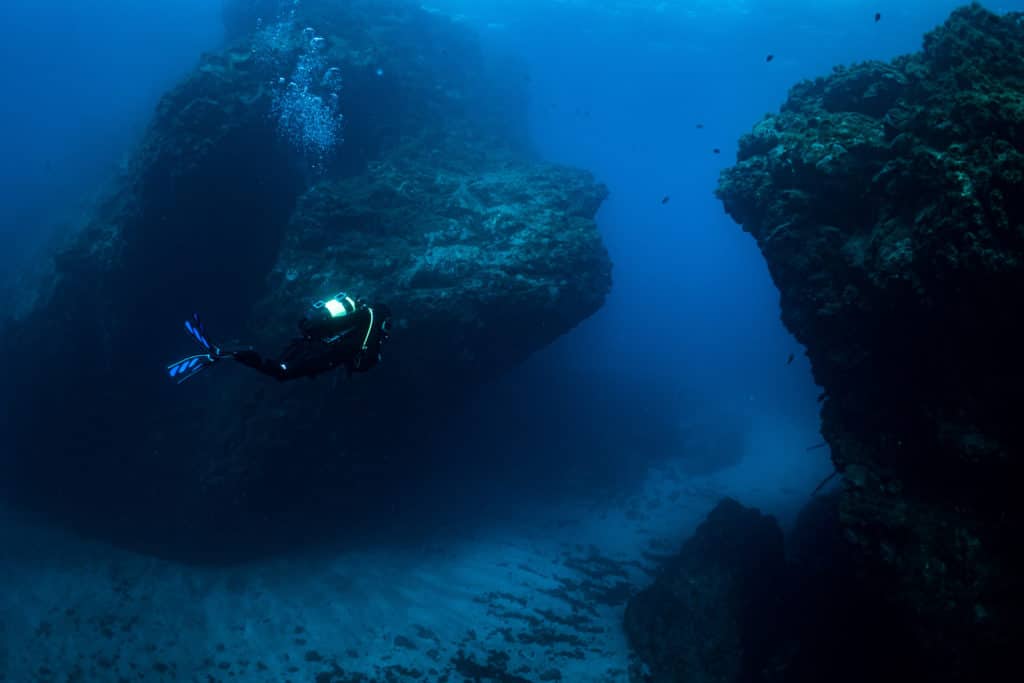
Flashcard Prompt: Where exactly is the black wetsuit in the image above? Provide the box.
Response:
[232,303,391,381]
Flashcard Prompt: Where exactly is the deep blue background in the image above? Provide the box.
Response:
[0,0,220,260]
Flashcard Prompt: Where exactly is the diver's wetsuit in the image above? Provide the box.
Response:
[232,303,391,382]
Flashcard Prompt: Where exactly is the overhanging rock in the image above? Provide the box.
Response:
[0,0,610,561]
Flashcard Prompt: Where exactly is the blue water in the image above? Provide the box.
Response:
[2,1,1022,681]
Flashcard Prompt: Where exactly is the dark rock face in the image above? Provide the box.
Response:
[716,4,1023,678]
[0,0,610,560]
[776,493,915,683]
[625,495,918,683]
[624,499,787,683]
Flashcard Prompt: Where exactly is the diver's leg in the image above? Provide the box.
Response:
[231,349,295,381]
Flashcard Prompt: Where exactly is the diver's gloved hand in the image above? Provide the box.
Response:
[375,304,392,345]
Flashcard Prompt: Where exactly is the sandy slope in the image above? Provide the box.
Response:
[0,417,828,683]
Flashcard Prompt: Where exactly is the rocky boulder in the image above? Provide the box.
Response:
[624,498,787,683]
[716,4,1024,678]
[625,495,924,683]
[0,0,610,561]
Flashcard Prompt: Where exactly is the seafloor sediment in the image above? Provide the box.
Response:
[0,439,818,683]
[717,3,1024,678]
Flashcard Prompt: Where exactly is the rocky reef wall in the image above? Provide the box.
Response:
[0,0,610,561]
[716,4,1023,678]
[625,495,913,683]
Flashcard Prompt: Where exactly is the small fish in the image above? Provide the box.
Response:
[875,12,881,22]
[661,195,670,205]
[812,470,839,496]
[766,54,774,63]
[713,148,721,154]
[786,353,795,365]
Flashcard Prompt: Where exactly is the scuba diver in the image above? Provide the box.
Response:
[167,292,392,383]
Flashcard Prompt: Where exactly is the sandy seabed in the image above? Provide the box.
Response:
[0,416,824,683]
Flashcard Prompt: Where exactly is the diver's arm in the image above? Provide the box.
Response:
[232,340,351,382]
[231,307,377,381]
[231,349,300,381]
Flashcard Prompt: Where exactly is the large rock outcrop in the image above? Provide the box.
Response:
[716,4,1023,678]
[624,499,788,683]
[0,0,610,561]
[626,495,913,683]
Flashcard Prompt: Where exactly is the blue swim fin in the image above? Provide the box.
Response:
[166,353,216,384]
[184,313,216,352]
[168,313,225,383]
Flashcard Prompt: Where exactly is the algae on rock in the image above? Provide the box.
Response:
[716,4,1024,678]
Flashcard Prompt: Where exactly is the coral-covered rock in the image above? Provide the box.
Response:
[0,0,609,560]
[624,498,786,683]
[716,4,1024,677]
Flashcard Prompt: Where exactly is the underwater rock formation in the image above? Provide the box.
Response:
[624,498,787,683]
[0,0,609,560]
[625,495,913,683]
[716,4,1024,678]
[774,493,916,683]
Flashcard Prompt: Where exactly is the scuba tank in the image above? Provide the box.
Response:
[300,292,360,340]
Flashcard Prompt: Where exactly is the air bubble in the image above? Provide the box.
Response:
[256,2,344,165]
